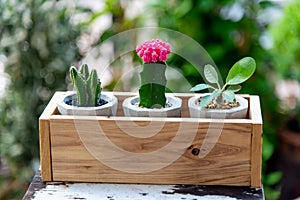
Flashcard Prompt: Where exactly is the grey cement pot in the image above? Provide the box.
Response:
[122,95,182,117]
[57,91,118,116]
[188,94,248,119]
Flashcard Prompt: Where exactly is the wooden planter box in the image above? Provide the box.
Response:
[39,92,262,187]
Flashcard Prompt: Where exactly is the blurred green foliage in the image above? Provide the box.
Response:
[0,0,85,199]
[269,1,300,82]
[269,0,300,121]
[267,2,300,198]
[0,0,290,199]
[87,0,142,92]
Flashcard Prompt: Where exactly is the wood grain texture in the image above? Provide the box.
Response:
[49,117,252,185]
[39,92,64,181]
[39,120,52,181]
[249,96,263,187]
[40,92,263,186]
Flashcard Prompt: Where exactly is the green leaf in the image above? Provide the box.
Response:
[87,69,100,106]
[199,90,221,108]
[211,89,221,98]
[69,66,78,86]
[96,82,102,102]
[225,57,256,85]
[70,66,88,106]
[80,64,90,80]
[222,90,235,102]
[204,64,219,84]
[190,83,213,91]
[199,94,214,107]
[227,85,241,92]
[264,171,282,185]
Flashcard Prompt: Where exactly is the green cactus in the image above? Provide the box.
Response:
[139,62,167,108]
[70,64,102,107]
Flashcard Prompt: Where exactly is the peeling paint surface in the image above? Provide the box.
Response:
[23,171,264,200]
[32,183,237,200]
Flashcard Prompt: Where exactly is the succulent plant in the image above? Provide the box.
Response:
[191,57,256,107]
[70,64,101,107]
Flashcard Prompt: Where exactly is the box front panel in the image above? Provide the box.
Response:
[50,117,252,186]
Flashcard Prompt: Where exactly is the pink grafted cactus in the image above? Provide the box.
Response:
[136,39,171,63]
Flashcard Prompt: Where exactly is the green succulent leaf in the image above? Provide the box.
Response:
[190,83,213,91]
[199,94,214,107]
[88,69,100,106]
[227,85,241,92]
[70,66,78,86]
[225,57,256,85]
[204,64,219,84]
[199,89,221,108]
[96,82,102,102]
[80,64,90,80]
[211,89,221,98]
[222,90,236,102]
[70,66,88,106]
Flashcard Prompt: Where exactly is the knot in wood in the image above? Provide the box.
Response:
[191,148,200,156]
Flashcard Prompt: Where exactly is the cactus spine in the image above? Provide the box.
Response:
[70,64,101,107]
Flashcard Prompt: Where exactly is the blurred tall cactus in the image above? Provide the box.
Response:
[70,64,101,107]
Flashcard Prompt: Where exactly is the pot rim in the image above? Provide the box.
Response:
[57,91,117,112]
[123,94,182,112]
[188,94,248,114]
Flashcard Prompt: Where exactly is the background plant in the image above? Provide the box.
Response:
[0,0,87,199]
[269,0,300,118]
[266,1,300,199]
[269,1,300,83]
[191,57,256,107]
[0,0,289,199]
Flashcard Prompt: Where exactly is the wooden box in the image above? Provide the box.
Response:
[39,92,262,187]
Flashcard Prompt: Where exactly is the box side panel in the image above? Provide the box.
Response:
[50,118,252,186]
[39,119,52,181]
[251,124,263,187]
[249,96,263,187]
[39,92,65,181]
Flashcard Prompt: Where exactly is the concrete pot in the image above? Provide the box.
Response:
[57,91,118,116]
[188,94,248,119]
[122,95,182,117]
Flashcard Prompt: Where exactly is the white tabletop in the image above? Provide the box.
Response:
[23,171,264,200]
